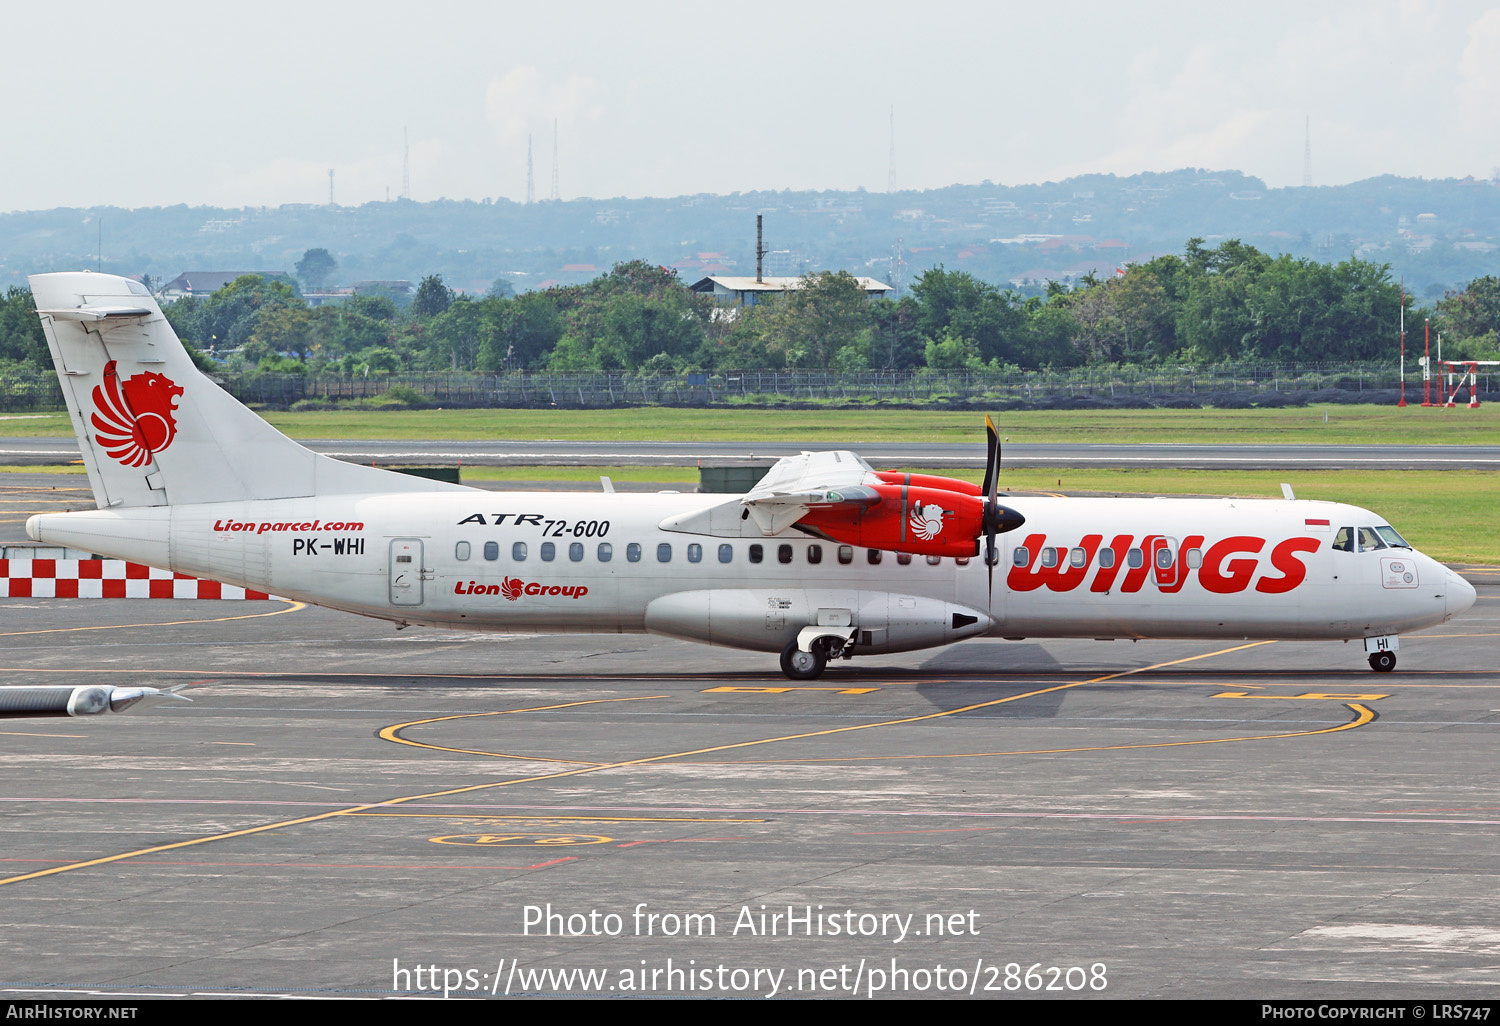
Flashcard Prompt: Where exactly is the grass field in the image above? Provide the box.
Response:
[3,404,1500,444]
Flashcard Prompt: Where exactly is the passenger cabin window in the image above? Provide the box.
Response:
[484,541,500,561]
[569,542,584,562]
[1155,546,1174,569]
[687,543,702,563]
[540,542,555,561]
[1098,548,1116,569]
[455,541,470,561]
[1070,547,1086,568]
[598,542,613,562]
[808,545,823,565]
[749,544,763,564]
[838,546,854,565]
[955,556,970,566]
[1333,527,1354,552]
[867,549,883,565]
[1012,547,1030,568]
[1185,548,1203,569]
[511,542,526,561]
[657,543,672,562]
[1127,548,1143,569]
[718,543,733,563]
[926,555,942,566]
[778,544,793,565]
[627,543,642,562]
[897,553,912,565]
[1040,547,1058,568]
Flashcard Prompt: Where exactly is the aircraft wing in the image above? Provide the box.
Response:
[739,450,880,535]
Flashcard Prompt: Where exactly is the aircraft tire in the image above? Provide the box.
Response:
[780,640,827,681]
[1368,651,1397,673]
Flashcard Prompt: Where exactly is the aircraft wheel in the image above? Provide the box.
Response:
[780,640,827,681]
[1368,650,1397,673]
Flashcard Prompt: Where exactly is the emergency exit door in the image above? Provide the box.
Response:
[389,539,425,606]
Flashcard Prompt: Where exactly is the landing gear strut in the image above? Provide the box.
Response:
[780,639,829,681]
[1368,650,1397,673]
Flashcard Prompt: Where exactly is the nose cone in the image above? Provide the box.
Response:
[1446,569,1478,619]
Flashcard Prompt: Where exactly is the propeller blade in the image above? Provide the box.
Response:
[983,414,1001,568]
[981,414,999,500]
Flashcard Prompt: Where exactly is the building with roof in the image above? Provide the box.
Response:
[159,271,293,303]
[687,275,892,307]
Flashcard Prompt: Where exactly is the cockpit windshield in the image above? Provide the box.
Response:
[1335,525,1413,552]
[1374,525,1411,549]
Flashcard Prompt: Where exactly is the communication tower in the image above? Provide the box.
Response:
[551,120,560,201]
[1302,116,1312,188]
[526,134,535,204]
[888,107,897,193]
[889,236,907,295]
[402,127,411,200]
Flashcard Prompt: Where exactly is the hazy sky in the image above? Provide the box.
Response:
[4,0,1499,211]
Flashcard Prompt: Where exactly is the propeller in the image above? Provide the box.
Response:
[980,414,1026,598]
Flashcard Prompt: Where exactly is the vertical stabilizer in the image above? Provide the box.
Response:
[30,271,467,508]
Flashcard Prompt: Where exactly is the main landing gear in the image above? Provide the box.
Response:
[1368,650,1397,673]
[780,640,827,680]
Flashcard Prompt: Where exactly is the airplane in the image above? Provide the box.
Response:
[13,270,1477,715]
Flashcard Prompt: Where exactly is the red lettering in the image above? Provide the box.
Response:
[1157,535,1205,593]
[1006,534,1101,593]
[1255,537,1320,594]
[1117,535,1160,593]
[1089,535,1135,593]
[1199,536,1265,594]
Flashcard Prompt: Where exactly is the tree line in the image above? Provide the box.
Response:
[2,239,1498,386]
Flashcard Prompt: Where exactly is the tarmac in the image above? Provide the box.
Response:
[2,474,1499,1000]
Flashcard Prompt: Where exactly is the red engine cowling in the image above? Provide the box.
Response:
[869,471,982,496]
[800,484,983,558]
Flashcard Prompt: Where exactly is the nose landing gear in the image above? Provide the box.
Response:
[1364,635,1399,673]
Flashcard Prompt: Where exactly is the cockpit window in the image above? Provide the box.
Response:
[1332,527,1354,552]
[1358,527,1387,551]
[1374,525,1411,549]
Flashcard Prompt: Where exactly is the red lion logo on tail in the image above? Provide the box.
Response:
[90,360,184,467]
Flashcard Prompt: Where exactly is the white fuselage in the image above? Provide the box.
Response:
[27,489,1473,657]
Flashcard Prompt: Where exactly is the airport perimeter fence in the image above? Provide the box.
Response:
[2,364,1494,413]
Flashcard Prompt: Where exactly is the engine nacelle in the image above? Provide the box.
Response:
[801,484,983,558]
[869,471,983,496]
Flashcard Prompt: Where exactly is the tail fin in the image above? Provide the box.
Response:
[30,271,463,508]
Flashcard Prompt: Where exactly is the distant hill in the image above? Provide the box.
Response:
[4,169,1497,298]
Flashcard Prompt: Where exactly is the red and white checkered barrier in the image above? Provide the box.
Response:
[0,558,271,600]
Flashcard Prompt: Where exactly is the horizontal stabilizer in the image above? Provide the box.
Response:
[30,271,472,509]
